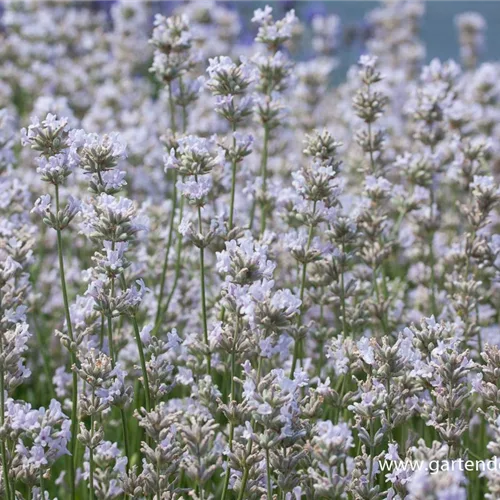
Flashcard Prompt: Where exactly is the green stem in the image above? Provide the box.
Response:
[248,200,257,231]
[132,314,152,412]
[161,195,185,319]
[428,148,438,318]
[220,421,234,500]
[249,121,270,231]
[390,208,407,240]
[259,124,270,236]
[159,83,189,323]
[120,410,131,472]
[366,83,376,177]
[290,203,316,378]
[228,123,238,230]
[367,121,376,175]
[386,376,393,441]
[39,470,45,500]
[155,173,177,327]
[107,315,115,362]
[54,184,78,500]
[106,314,130,470]
[373,268,388,335]
[196,199,211,375]
[238,466,250,500]
[340,240,348,337]
[99,314,105,350]
[32,315,56,400]
[89,444,94,500]
[156,81,179,328]
[179,79,189,132]
[266,448,272,500]
[238,392,261,500]
[0,367,12,500]
[428,215,438,318]
[167,80,177,133]
[89,393,95,500]
[221,319,239,500]
[157,457,162,500]
[368,416,375,488]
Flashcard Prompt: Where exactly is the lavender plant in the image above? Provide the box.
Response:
[1,1,500,499]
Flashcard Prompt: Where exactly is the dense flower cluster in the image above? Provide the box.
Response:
[1,1,500,499]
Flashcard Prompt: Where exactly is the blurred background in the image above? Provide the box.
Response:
[87,1,500,81]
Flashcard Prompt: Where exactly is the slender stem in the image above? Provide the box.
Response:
[29,230,55,401]
[89,392,95,500]
[160,81,189,323]
[157,457,162,500]
[196,197,211,375]
[230,328,238,402]
[167,80,177,133]
[89,444,94,500]
[99,314,105,350]
[335,375,346,423]
[386,376,393,441]
[120,409,130,472]
[39,470,45,500]
[428,243,437,317]
[118,272,152,429]
[55,187,74,346]
[132,314,151,412]
[428,143,438,319]
[156,81,179,328]
[266,448,272,500]
[32,316,56,399]
[366,116,391,334]
[290,260,308,376]
[340,240,348,337]
[221,319,239,500]
[54,184,78,500]
[0,364,12,500]
[373,268,388,335]
[259,124,270,235]
[238,371,262,500]
[390,208,407,240]
[179,78,189,132]
[248,200,257,231]
[155,173,177,327]
[368,415,375,489]
[476,304,482,354]
[367,121,376,175]
[257,355,263,383]
[428,185,438,318]
[107,315,115,361]
[366,81,377,176]
[220,421,234,500]
[237,466,250,500]
[290,203,316,378]
[199,242,211,374]
[106,314,131,470]
[161,196,185,318]
[249,121,270,231]
[228,123,238,230]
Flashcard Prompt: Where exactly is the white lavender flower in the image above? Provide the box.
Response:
[5,4,500,499]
